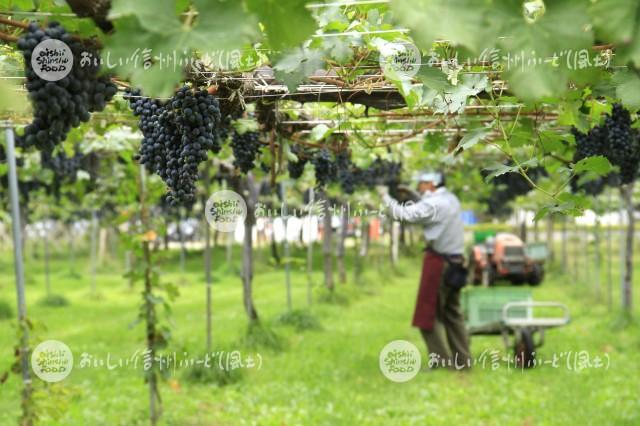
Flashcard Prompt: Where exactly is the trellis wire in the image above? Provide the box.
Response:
[307,0,390,8]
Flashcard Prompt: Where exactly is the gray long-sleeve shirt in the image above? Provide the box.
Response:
[383,187,464,255]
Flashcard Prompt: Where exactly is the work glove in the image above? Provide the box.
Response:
[375,185,389,198]
[396,184,420,200]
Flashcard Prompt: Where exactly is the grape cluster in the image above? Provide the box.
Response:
[484,166,547,215]
[287,144,308,179]
[230,130,262,174]
[16,21,116,151]
[41,148,83,177]
[311,149,337,187]
[309,148,402,193]
[287,157,307,179]
[571,104,640,190]
[124,86,222,204]
[159,193,194,218]
[217,114,233,145]
[353,158,402,189]
[40,148,86,199]
[335,151,355,193]
[0,178,46,206]
[217,108,243,145]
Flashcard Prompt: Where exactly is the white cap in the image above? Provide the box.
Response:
[414,171,443,186]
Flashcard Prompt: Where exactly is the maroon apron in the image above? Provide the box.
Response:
[412,251,445,330]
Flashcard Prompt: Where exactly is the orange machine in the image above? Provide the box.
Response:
[469,233,544,286]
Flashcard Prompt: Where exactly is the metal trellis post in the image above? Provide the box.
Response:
[5,126,31,389]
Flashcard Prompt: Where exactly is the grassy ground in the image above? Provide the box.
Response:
[0,237,639,425]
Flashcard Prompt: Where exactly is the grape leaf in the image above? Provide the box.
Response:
[105,0,257,96]
[455,127,491,153]
[389,0,495,53]
[190,0,258,53]
[483,158,539,182]
[103,16,183,97]
[538,130,569,155]
[417,66,450,92]
[573,156,612,176]
[274,47,325,91]
[322,38,354,63]
[503,64,568,102]
[233,119,259,134]
[483,163,519,182]
[246,0,316,49]
[497,0,593,58]
[557,100,589,132]
[534,191,590,220]
[433,74,488,113]
[495,0,593,100]
[612,71,640,110]
[589,0,639,47]
[109,0,181,33]
[310,124,334,142]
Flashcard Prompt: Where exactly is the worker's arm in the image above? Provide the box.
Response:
[381,193,439,223]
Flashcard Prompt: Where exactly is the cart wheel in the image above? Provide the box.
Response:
[511,275,526,285]
[514,328,536,368]
[527,264,544,286]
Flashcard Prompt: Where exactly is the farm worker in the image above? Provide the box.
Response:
[377,171,471,369]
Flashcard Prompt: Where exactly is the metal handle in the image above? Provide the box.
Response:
[502,301,570,325]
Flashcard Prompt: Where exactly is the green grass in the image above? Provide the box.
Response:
[36,294,70,308]
[0,299,13,320]
[0,238,639,425]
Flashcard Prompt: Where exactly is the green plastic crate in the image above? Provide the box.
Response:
[462,287,532,333]
[473,230,496,244]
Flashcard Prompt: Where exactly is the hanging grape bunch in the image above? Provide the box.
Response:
[311,149,337,187]
[40,148,86,199]
[230,130,262,174]
[483,166,547,215]
[16,21,117,151]
[287,144,309,179]
[309,148,401,192]
[335,150,356,194]
[353,157,402,189]
[217,111,240,145]
[124,86,222,204]
[601,104,640,183]
[569,125,618,196]
[571,103,640,189]
[41,148,83,179]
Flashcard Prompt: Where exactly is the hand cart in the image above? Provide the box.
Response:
[462,287,570,368]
